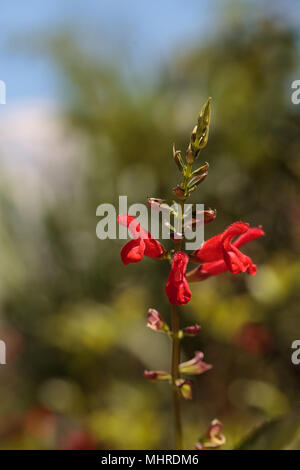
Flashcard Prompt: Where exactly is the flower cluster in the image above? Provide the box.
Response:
[117,99,264,450]
[118,218,264,303]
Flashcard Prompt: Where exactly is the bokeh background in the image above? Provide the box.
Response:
[0,0,300,450]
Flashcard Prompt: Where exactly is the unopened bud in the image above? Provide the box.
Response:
[144,370,171,381]
[203,208,217,224]
[176,379,193,400]
[190,208,216,228]
[173,144,185,173]
[188,172,208,191]
[192,162,209,177]
[147,308,169,333]
[147,197,164,208]
[172,186,186,200]
[147,198,173,215]
[186,145,194,164]
[183,325,201,337]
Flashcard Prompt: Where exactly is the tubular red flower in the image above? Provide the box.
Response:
[117,214,165,265]
[165,251,191,305]
[187,224,265,281]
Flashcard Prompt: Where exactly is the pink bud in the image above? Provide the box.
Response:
[144,370,171,381]
[183,325,201,337]
[147,308,169,332]
[172,186,186,199]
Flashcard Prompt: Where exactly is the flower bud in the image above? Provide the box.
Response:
[173,144,185,173]
[195,419,225,450]
[203,208,217,224]
[144,370,171,381]
[176,379,193,400]
[147,198,173,215]
[172,186,186,200]
[187,173,208,192]
[191,208,217,227]
[147,308,169,333]
[179,351,212,375]
[192,162,209,177]
[184,209,216,236]
[183,325,201,337]
[190,98,211,158]
[186,145,194,164]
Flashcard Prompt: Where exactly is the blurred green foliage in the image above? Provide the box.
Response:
[0,9,300,449]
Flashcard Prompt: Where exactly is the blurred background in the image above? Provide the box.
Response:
[0,0,300,450]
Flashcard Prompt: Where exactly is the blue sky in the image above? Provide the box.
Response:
[0,0,299,103]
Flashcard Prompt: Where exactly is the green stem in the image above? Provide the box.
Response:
[171,305,184,450]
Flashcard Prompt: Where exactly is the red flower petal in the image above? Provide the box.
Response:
[192,233,223,262]
[193,222,249,263]
[220,221,249,243]
[234,226,265,248]
[144,238,165,258]
[120,238,145,265]
[117,214,147,239]
[187,260,227,282]
[118,214,165,261]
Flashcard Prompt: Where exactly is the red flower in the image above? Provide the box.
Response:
[165,251,191,305]
[117,214,165,265]
[187,223,264,281]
